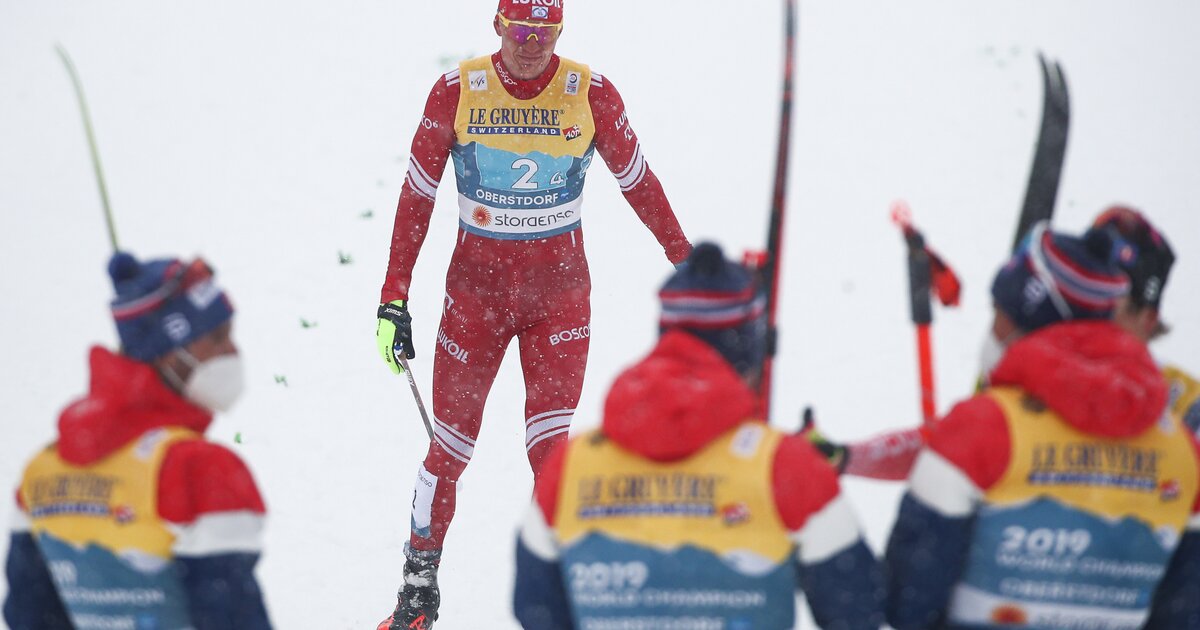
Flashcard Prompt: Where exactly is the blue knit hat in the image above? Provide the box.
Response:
[108,252,234,361]
[659,242,767,377]
[991,223,1131,332]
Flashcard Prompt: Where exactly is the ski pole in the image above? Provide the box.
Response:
[397,353,434,440]
[56,44,120,252]
[758,0,798,418]
[898,213,936,424]
[891,202,961,424]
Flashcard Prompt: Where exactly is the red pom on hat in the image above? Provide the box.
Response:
[497,0,563,23]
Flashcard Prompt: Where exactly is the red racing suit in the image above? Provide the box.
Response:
[382,52,690,552]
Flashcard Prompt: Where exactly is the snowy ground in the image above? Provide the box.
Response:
[3,1,1199,627]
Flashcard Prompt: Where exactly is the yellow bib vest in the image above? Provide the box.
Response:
[451,55,596,240]
[1164,364,1200,434]
[948,387,1199,629]
[19,427,199,629]
[555,422,798,629]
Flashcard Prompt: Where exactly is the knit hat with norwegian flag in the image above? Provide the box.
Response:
[659,242,767,378]
[991,223,1131,332]
[497,0,563,23]
[108,252,234,361]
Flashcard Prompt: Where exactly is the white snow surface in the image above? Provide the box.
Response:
[3,1,1199,628]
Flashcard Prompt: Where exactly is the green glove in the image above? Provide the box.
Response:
[800,407,848,473]
[376,300,414,375]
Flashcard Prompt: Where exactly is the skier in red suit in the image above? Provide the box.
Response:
[375,1,690,627]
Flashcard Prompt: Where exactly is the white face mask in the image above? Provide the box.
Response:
[167,349,246,413]
[979,332,1007,382]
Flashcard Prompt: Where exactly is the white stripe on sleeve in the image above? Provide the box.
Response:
[170,511,264,556]
[619,159,648,192]
[519,502,560,561]
[445,69,460,86]
[614,143,642,180]
[791,495,864,565]
[406,158,439,200]
[1188,511,1200,531]
[909,450,982,517]
[615,147,646,191]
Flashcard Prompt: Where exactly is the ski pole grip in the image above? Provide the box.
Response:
[906,232,933,326]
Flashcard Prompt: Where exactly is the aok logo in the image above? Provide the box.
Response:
[549,325,590,346]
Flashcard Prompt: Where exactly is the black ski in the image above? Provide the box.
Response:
[757,0,798,417]
[1012,52,1070,252]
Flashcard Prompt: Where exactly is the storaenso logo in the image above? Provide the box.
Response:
[493,208,576,229]
[549,325,590,346]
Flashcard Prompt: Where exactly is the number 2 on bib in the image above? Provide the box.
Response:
[512,158,539,190]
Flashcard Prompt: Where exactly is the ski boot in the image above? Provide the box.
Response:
[378,546,441,630]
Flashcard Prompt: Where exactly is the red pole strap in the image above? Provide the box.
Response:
[916,324,936,424]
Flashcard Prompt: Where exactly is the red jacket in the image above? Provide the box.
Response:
[537,330,839,536]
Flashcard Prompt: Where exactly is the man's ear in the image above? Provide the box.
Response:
[494,17,503,37]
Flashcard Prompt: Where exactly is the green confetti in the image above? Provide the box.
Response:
[338,251,354,265]
[360,209,374,219]
[300,318,318,329]
[234,432,243,444]
[274,375,289,387]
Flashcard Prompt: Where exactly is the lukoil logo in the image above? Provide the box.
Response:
[437,328,470,364]
[549,325,590,345]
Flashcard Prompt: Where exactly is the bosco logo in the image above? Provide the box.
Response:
[549,325,590,346]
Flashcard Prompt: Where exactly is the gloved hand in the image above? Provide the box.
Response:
[377,300,414,374]
[800,406,848,473]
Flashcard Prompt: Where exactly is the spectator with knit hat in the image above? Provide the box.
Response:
[884,223,1200,629]
[512,242,884,630]
[3,252,271,630]
[1093,206,1200,443]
